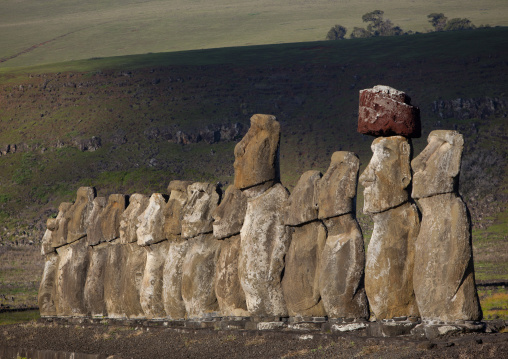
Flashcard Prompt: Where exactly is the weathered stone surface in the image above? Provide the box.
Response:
[318,152,359,219]
[212,185,247,239]
[412,131,481,322]
[234,114,280,189]
[163,181,192,239]
[41,228,55,256]
[358,85,421,137]
[51,202,73,248]
[214,234,249,317]
[413,194,482,321]
[412,130,464,199]
[66,187,96,244]
[239,183,290,317]
[181,233,221,318]
[83,242,109,317]
[86,197,107,246]
[38,252,59,316]
[359,136,411,214]
[181,182,220,239]
[55,239,89,317]
[282,222,326,317]
[137,193,168,246]
[163,238,190,319]
[284,171,321,226]
[319,215,369,319]
[121,242,147,319]
[101,194,127,242]
[364,202,420,320]
[140,240,171,319]
[103,241,125,318]
[119,194,149,244]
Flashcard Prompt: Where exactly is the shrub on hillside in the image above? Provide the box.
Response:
[326,25,347,40]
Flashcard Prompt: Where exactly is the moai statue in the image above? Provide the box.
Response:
[66,187,96,243]
[180,182,221,319]
[412,130,482,322]
[83,197,108,317]
[358,85,421,321]
[235,114,290,318]
[212,185,249,317]
[118,193,149,319]
[100,194,127,318]
[137,193,169,319]
[162,180,193,320]
[282,170,326,318]
[317,152,369,320]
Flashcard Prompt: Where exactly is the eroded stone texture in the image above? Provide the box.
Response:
[163,239,190,319]
[140,240,171,319]
[101,194,127,242]
[412,130,481,322]
[181,233,221,318]
[412,130,464,198]
[360,136,411,214]
[319,215,369,319]
[358,85,421,137]
[83,242,109,317]
[164,181,192,239]
[66,187,96,244]
[364,202,420,320]
[284,171,321,226]
[121,242,147,319]
[137,193,168,246]
[38,252,59,316]
[119,194,149,244]
[282,222,326,317]
[212,185,247,239]
[239,183,290,317]
[103,241,126,318]
[234,114,280,189]
[214,235,249,317]
[181,183,220,239]
[318,152,359,220]
[413,194,482,321]
[86,197,107,246]
[51,202,73,248]
[55,239,89,317]
[41,226,55,256]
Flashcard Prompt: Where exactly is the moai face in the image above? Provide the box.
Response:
[163,181,192,239]
[181,182,220,239]
[67,187,96,243]
[360,136,411,214]
[212,185,247,239]
[412,130,464,199]
[317,151,359,219]
[233,114,280,190]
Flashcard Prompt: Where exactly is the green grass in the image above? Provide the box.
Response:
[0,310,40,326]
[0,0,507,69]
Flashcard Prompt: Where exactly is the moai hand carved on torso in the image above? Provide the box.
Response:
[412,130,482,322]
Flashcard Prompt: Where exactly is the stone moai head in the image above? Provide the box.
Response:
[317,151,359,219]
[163,180,193,240]
[212,185,247,239]
[358,85,421,138]
[284,170,321,226]
[119,193,149,244]
[233,114,280,190]
[100,194,127,242]
[66,187,96,244]
[51,202,73,248]
[86,196,107,246]
[360,136,411,214]
[137,193,168,246]
[181,182,221,239]
[412,130,464,199]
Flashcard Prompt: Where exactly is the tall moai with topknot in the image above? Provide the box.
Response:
[358,86,421,321]
[235,114,290,318]
[411,130,482,323]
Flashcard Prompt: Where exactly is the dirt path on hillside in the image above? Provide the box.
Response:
[0,321,507,358]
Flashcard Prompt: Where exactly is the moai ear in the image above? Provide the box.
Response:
[445,132,464,179]
[344,153,360,199]
[399,140,412,189]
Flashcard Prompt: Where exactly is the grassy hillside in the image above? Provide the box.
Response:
[1,0,507,68]
[0,28,507,310]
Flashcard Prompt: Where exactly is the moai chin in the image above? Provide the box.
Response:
[360,136,420,320]
[412,130,482,322]
[317,152,369,320]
